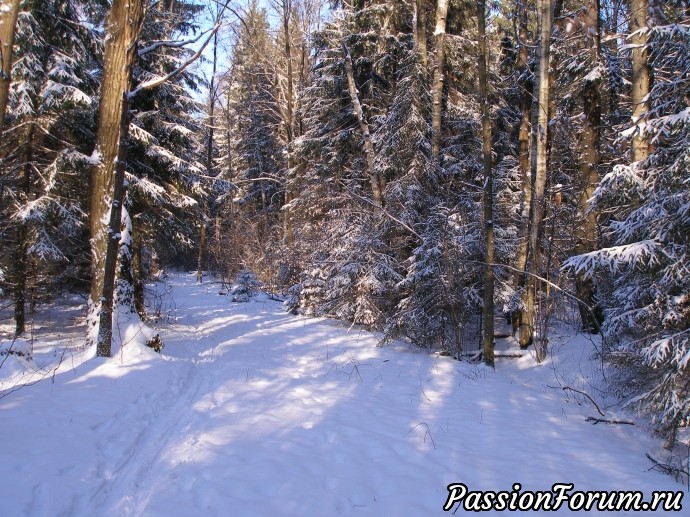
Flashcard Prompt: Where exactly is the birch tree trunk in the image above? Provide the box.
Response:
[0,0,20,130]
[630,0,650,163]
[431,0,448,159]
[520,0,553,357]
[89,0,145,357]
[414,0,428,70]
[342,42,384,207]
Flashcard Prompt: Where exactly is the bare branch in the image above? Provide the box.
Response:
[138,28,214,57]
[128,22,222,99]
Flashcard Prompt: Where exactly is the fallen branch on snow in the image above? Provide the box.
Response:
[585,416,635,426]
[548,385,605,417]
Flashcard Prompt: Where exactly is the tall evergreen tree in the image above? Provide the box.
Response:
[564,8,690,444]
[1,0,102,335]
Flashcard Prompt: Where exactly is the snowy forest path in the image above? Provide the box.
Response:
[88,358,203,515]
[0,273,682,516]
[87,279,248,515]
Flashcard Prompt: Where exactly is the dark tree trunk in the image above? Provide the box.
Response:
[478,0,494,367]
[132,225,145,318]
[281,0,296,245]
[575,0,603,334]
[13,119,36,336]
[414,0,428,70]
[512,2,532,336]
[197,203,207,283]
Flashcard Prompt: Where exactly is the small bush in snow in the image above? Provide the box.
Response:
[231,270,262,303]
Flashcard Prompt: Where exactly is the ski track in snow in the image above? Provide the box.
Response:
[0,274,684,516]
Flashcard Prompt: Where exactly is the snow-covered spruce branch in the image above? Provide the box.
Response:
[562,240,664,276]
[336,179,421,239]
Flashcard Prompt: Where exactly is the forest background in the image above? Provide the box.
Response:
[1,0,689,450]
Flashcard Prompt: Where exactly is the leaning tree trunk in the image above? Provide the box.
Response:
[431,0,449,159]
[342,42,384,207]
[89,0,145,357]
[520,0,553,359]
[575,0,603,333]
[630,0,650,164]
[0,0,21,130]
[478,0,494,367]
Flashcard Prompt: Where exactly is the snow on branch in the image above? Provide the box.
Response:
[128,22,222,99]
[622,108,690,139]
[643,329,690,369]
[138,28,212,57]
[28,229,66,262]
[562,240,663,277]
[129,123,158,146]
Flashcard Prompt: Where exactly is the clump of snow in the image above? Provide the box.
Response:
[109,305,161,363]
[87,148,102,165]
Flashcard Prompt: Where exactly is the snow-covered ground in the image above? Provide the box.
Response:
[0,274,684,516]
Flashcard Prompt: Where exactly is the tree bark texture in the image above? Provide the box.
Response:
[520,0,553,358]
[198,30,218,283]
[512,2,532,335]
[282,0,296,245]
[414,0,428,70]
[197,202,207,283]
[89,0,145,357]
[13,119,35,336]
[575,0,603,333]
[0,0,20,130]
[478,0,494,367]
[132,225,145,317]
[630,0,650,163]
